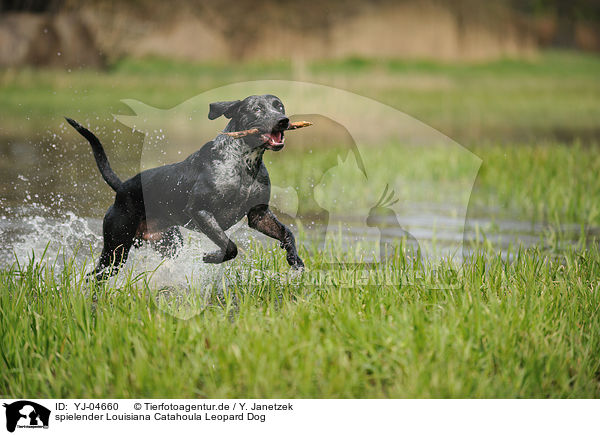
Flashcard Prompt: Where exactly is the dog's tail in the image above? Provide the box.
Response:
[65,117,122,191]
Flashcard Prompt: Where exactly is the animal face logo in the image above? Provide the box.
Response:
[367,184,421,262]
[3,401,50,432]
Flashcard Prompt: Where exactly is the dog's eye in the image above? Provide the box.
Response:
[254,107,262,114]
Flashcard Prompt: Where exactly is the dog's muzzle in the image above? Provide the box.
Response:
[261,117,289,151]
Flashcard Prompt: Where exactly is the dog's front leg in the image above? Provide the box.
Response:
[248,205,304,270]
[184,205,237,264]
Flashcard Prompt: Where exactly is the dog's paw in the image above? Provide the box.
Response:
[203,250,226,263]
[203,244,238,263]
[292,264,305,273]
[288,255,305,271]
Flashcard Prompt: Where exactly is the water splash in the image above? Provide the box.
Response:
[0,208,264,319]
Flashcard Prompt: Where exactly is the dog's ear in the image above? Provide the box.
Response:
[208,100,242,120]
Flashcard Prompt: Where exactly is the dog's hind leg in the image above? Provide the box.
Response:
[91,204,140,280]
[92,243,133,281]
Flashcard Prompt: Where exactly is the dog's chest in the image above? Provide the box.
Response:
[213,160,268,205]
[239,168,269,204]
[214,149,267,187]
[210,173,266,229]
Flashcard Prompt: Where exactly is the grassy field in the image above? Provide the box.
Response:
[2,51,600,398]
[1,141,599,397]
[271,141,600,226]
[1,51,600,142]
[1,241,599,398]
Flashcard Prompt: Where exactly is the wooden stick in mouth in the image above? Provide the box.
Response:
[223,121,313,139]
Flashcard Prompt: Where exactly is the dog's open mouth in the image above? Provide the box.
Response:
[261,130,285,151]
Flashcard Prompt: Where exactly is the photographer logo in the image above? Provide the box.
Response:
[3,401,50,432]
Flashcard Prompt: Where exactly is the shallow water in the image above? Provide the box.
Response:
[0,203,584,269]
[0,134,589,293]
[1,180,588,319]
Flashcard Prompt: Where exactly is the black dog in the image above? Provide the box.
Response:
[66,94,304,279]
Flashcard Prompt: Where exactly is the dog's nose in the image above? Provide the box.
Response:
[276,117,289,130]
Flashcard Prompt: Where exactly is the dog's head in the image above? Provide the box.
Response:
[208,94,289,151]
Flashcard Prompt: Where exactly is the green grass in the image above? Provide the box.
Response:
[1,51,600,142]
[266,141,600,227]
[470,142,600,225]
[1,242,599,398]
[2,51,600,398]
[7,138,599,229]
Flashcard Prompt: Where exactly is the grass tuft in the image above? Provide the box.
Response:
[1,243,599,398]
